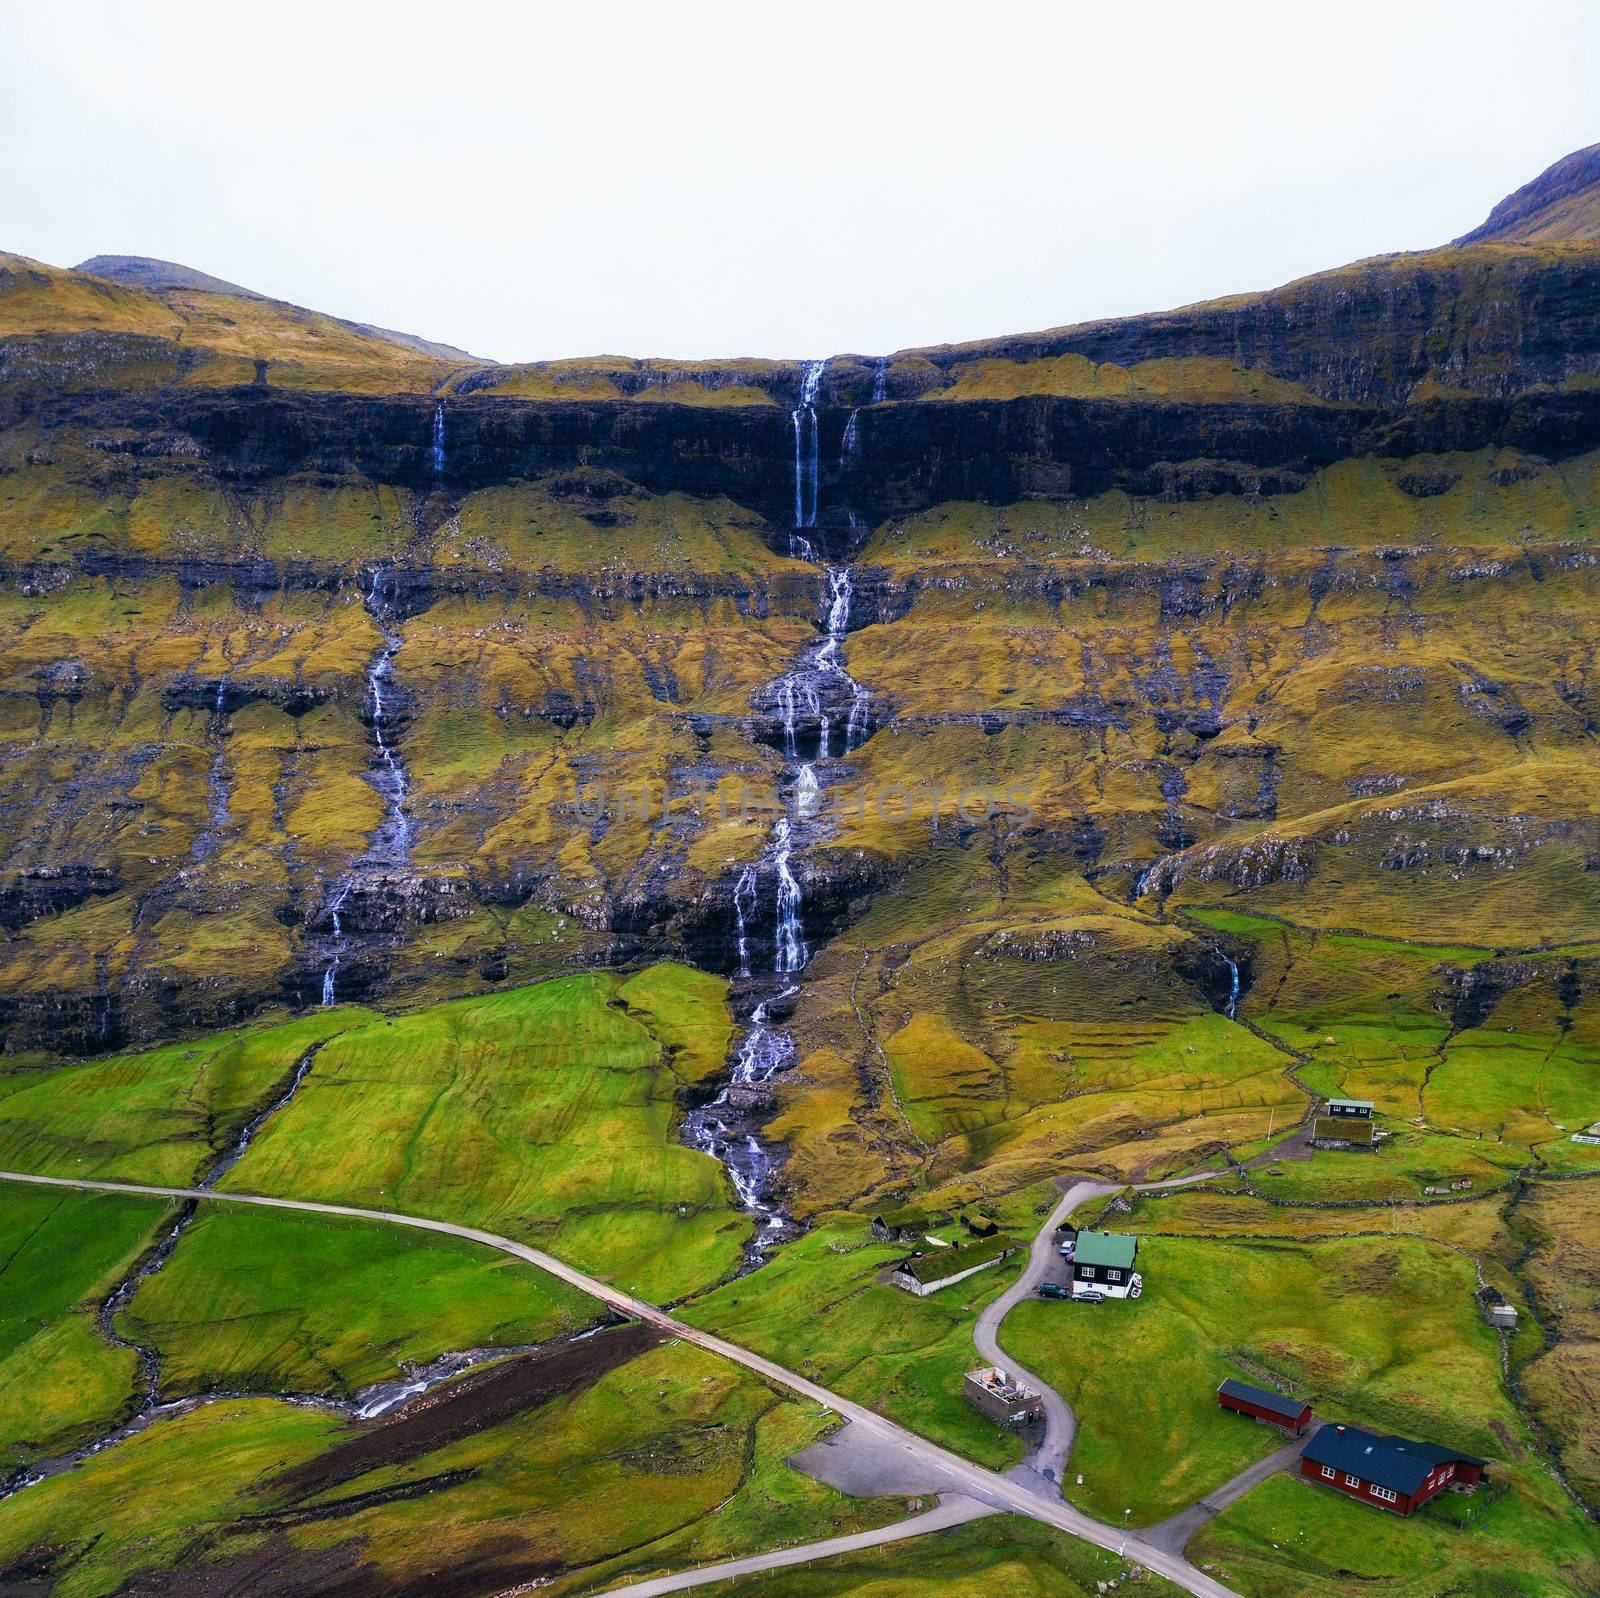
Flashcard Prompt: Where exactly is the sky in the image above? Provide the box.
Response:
[3,0,1597,363]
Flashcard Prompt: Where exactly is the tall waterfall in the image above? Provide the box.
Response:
[319,569,413,1006]
[686,352,883,1257]
[871,356,889,404]
[772,819,807,973]
[791,359,825,528]
[430,402,445,479]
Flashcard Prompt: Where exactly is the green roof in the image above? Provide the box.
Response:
[1327,1099,1374,1111]
[1072,1230,1137,1270]
[901,1234,1013,1284]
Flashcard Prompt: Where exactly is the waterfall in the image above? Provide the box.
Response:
[839,409,859,463]
[773,819,807,973]
[733,866,757,979]
[1221,952,1241,1019]
[430,402,445,480]
[788,532,818,562]
[791,359,826,529]
[795,763,819,816]
[320,880,351,1006]
[364,569,412,862]
[1134,866,1152,898]
[871,357,889,404]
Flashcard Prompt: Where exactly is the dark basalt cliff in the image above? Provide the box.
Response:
[16,377,1600,559]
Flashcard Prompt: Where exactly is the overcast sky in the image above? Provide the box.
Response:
[4,0,1597,362]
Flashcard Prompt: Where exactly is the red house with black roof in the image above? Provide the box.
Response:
[1217,1377,1314,1436]
[1301,1424,1486,1515]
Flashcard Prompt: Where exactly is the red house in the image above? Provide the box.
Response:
[1217,1377,1314,1436]
[1300,1424,1486,1515]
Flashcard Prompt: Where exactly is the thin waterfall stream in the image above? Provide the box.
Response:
[684,358,877,1260]
[318,567,413,1005]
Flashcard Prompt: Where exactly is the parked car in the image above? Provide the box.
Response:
[1038,1282,1071,1300]
[1058,1241,1075,1258]
[1073,1288,1105,1304]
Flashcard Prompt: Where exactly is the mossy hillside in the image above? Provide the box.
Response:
[1508,1179,1600,1512]
[0,253,465,395]
[859,448,1600,566]
[0,1185,169,1471]
[212,969,747,1301]
[0,1010,365,1184]
[926,351,1334,406]
[0,1338,901,1598]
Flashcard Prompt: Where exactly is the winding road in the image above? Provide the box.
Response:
[0,1168,1240,1598]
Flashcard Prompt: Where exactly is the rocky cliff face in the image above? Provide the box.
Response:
[4,162,1600,1051]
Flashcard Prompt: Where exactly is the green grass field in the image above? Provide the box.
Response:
[0,1335,904,1598]
[1192,1467,1600,1598]
[681,1221,1027,1470]
[0,1186,169,1471]
[217,967,746,1301]
[692,1515,1189,1597]
[1004,1232,1515,1525]
[124,1203,600,1399]
[0,1009,365,1184]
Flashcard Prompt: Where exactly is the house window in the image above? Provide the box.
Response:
[1441,1464,1454,1481]
[1371,1485,1398,1503]
[1345,1474,1360,1487]
[1107,1269,1122,1282]
[1321,1466,1335,1480]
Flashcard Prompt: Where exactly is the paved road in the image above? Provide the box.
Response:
[1140,1422,1321,1556]
[972,1177,1116,1485]
[588,1494,995,1598]
[0,1169,1239,1598]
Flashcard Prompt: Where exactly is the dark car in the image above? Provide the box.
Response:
[1074,1288,1105,1304]
[1038,1282,1071,1300]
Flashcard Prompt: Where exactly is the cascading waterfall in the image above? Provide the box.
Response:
[430,401,446,479]
[871,356,889,404]
[839,409,860,462]
[790,358,826,528]
[318,568,413,1006]
[1221,952,1241,1020]
[686,359,882,1259]
[320,880,352,1006]
[732,866,757,979]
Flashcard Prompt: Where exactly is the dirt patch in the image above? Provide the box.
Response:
[110,1532,557,1598]
[272,1321,664,1501]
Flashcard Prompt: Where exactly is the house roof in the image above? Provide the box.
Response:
[1218,1378,1310,1421]
[1072,1230,1137,1269]
[1327,1099,1374,1112]
[899,1234,1012,1284]
[1303,1425,1481,1496]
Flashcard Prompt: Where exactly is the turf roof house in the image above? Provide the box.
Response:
[889,1234,1016,1297]
[1301,1424,1486,1515]
[1067,1230,1139,1297]
[1313,1098,1376,1152]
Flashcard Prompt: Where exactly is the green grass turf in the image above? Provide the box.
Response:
[123,1204,600,1399]
[1003,1232,1514,1525]
[0,1186,169,1470]
[1191,1467,1600,1598]
[0,1339,902,1598]
[217,967,748,1301]
[680,1221,1027,1470]
[0,1009,365,1185]
[688,1514,1189,1597]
